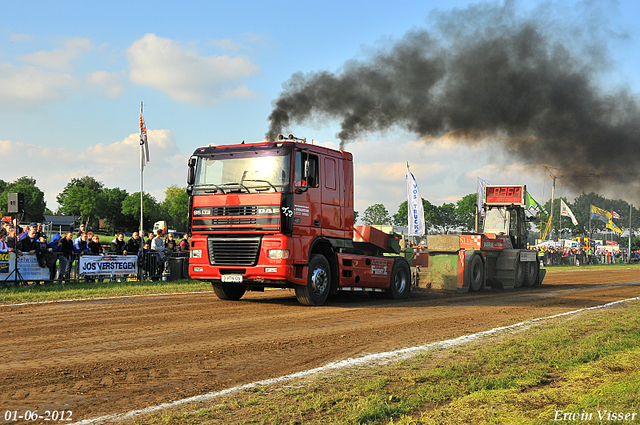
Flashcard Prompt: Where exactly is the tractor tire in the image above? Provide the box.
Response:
[523,261,539,287]
[469,254,484,292]
[386,258,411,299]
[514,257,525,288]
[212,282,247,300]
[296,254,331,306]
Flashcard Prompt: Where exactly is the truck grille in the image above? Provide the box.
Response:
[210,206,257,216]
[208,236,261,266]
[192,205,280,232]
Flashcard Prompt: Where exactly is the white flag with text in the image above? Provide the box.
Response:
[560,199,579,226]
[407,164,425,236]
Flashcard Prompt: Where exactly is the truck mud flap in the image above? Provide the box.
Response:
[493,249,519,290]
[538,267,546,286]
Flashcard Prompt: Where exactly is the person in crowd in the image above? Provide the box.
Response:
[164,232,177,252]
[145,231,155,247]
[109,232,127,255]
[6,227,21,253]
[40,234,59,279]
[89,235,103,255]
[35,223,44,239]
[12,218,22,235]
[150,230,167,278]
[179,233,190,252]
[20,227,41,255]
[75,223,86,238]
[73,232,90,255]
[126,231,141,254]
[18,223,33,241]
[150,229,165,253]
[58,231,74,280]
[0,229,11,253]
[48,233,68,281]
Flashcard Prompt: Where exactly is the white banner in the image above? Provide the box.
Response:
[477,177,490,216]
[560,199,579,226]
[79,255,138,276]
[0,253,50,281]
[407,164,425,236]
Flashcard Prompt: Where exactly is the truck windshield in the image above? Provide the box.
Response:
[483,208,508,234]
[193,152,291,194]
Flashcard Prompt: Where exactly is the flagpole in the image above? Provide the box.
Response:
[589,206,592,245]
[140,101,144,237]
[629,204,633,263]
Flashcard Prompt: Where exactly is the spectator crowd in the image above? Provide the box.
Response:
[532,244,628,266]
[1,218,190,284]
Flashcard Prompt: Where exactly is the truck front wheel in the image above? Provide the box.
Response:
[387,258,411,299]
[296,254,331,306]
[212,283,247,300]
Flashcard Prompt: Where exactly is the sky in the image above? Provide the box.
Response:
[1,0,639,218]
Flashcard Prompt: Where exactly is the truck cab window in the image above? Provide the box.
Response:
[294,151,319,188]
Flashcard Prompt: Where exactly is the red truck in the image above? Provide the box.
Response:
[186,134,411,306]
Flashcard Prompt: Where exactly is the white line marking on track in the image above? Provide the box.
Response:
[71,295,640,425]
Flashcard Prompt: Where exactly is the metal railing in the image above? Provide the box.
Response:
[2,250,191,286]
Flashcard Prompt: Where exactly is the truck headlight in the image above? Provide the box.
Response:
[268,249,289,259]
[191,249,202,258]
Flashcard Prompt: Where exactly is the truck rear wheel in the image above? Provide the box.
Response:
[296,254,331,306]
[212,283,247,300]
[387,258,410,299]
[469,255,484,292]
[514,257,525,288]
[523,261,539,287]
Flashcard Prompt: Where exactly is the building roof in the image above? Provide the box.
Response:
[43,215,75,226]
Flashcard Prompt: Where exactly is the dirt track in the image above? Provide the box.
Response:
[1,268,639,423]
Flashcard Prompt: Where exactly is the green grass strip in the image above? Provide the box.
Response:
[0,279,211,304]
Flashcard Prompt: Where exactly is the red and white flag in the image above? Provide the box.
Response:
[140,110,150,170]
[612,210,620,219]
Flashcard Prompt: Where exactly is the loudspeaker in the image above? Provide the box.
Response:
[7,193,24,214]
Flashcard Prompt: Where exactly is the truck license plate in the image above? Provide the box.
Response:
[222,275,243,283]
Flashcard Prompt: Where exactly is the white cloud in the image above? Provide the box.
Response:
[210,39,245,51]
[127,33,260,105]
[0,63,79,109]
[18,37,93,72]
[208,32,273,52]
[86,70,125,98]
[9,33,33,43]
[0,130,188,211]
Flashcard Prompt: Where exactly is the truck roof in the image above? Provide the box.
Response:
[191,140,353,161]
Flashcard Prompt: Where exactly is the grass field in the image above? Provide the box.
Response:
[0,279,210,304]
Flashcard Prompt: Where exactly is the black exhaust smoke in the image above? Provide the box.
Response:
[266,2,638,192]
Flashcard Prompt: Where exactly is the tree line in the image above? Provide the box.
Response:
[2,175,638,243]
[0,176,188,233]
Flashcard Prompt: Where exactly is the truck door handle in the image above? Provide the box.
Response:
[313,220,321,227]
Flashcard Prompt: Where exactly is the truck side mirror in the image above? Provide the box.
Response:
[187,157,196,185]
